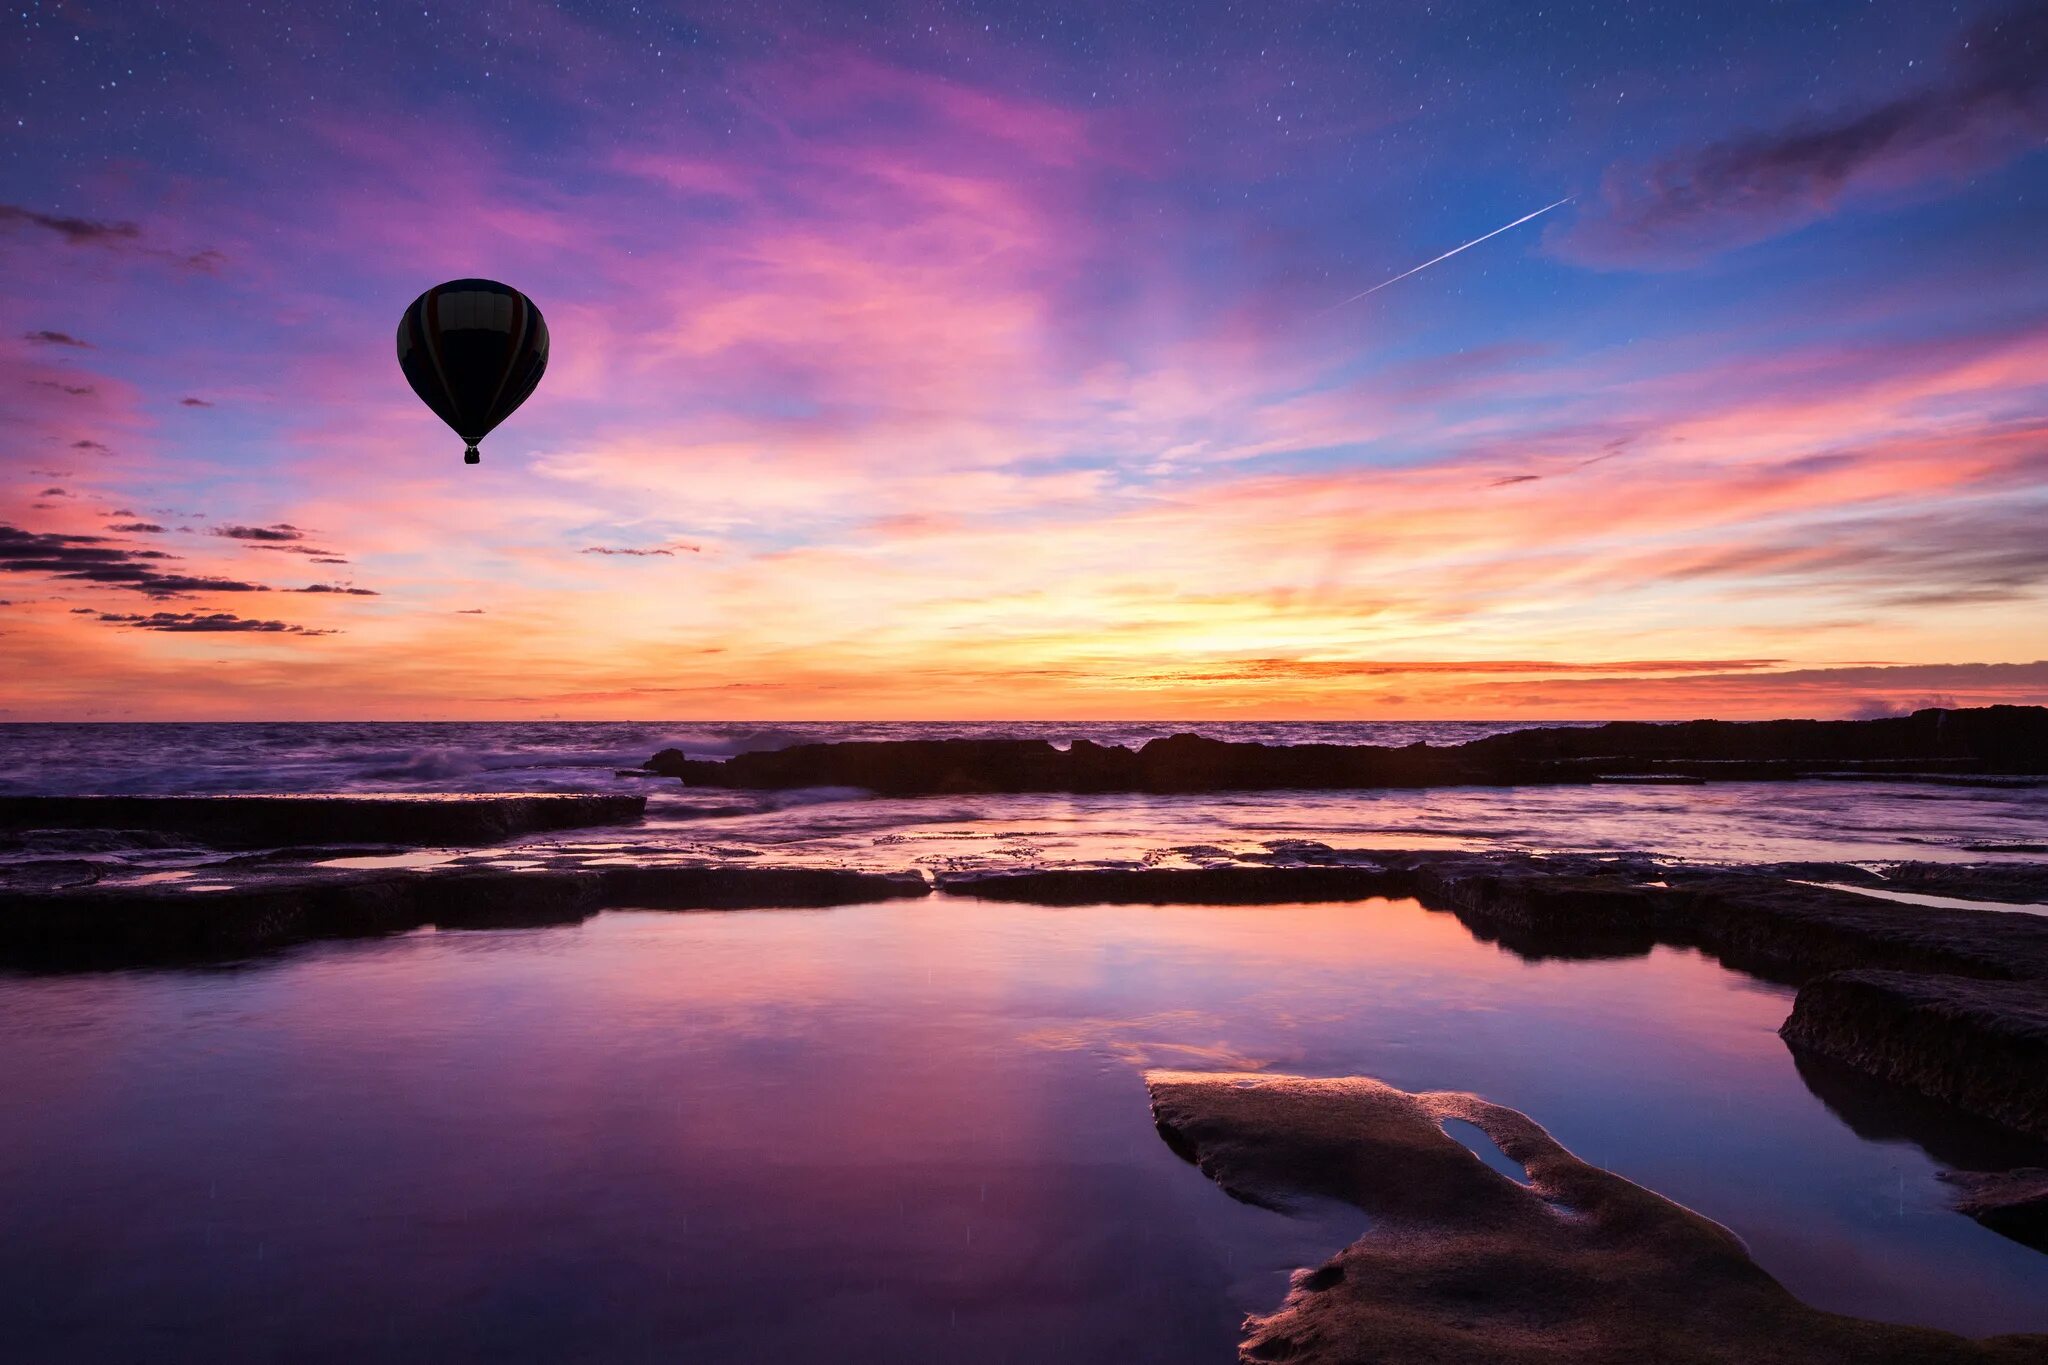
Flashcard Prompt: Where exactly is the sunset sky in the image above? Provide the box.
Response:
[4,0,2045,720]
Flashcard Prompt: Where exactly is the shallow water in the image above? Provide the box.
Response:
[3,896,2044,1363]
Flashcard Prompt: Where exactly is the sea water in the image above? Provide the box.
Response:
[3,896,2045,1362]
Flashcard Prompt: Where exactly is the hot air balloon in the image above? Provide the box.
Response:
[396,279,549,464]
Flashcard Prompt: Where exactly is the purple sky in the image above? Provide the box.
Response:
[3,1,2046,718]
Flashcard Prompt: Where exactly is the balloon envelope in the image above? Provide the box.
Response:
[396,279,549,464]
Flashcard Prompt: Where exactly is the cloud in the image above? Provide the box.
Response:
[1642,493,2048,609]
[107,522,166,533]
[179,397,214,408]
[457,608,487,614]
[0,203,223,271]
[37,487,67,497]
[31,380,95,396]
[582,545,679,556]
[70,440,109,453]
[23,330,91,348]
[287,584,378,595]
[250,542,347,560]
[1457,662,2048,720]
[213,523,306,542]
[0,204,142,246]
[93,611,332,634]
[1127,658,1787,682]
[1561,2,2048,264]
[0,524,272,598]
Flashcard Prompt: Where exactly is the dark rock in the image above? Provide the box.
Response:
[1456,705,2048,771]
[939,863,1409,904]
[1941,1169,2048,1251]
[1781,971,2048,1139]
[0,867,602,965]
[1876,863,2048,906]
[1415,858,1665,959]
[0,826,190,855]
[0,794,647,849]
[1146,1070,2048,1364]
[1655,873,2048,984]
[656,705,2048,794]
[0,859,108,893]
[1756,861,1892,886]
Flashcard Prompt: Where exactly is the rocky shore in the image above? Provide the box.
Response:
[1146,1070,2048,1363]
[644,704,2048,793]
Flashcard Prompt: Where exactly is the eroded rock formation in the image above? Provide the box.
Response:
[1146,1070,2048,1364]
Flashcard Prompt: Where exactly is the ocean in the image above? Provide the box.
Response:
[2,719,2044,869]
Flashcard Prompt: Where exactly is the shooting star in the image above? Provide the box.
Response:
[1325,196,1574,313]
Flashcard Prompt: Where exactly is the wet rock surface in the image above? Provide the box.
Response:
[1944,1169,2048,1252]
[1146,1070,2048,1364]
[0,793,646,849]
[1879,862,2048,905]
[652,705,2048,793]
[1782,972,2048,1139]
[0,861,928,968]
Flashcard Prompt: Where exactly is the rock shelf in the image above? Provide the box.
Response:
[0,793,647,849]
[0,862,927,967]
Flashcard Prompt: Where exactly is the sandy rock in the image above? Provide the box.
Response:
[1146,1070,2048,1364]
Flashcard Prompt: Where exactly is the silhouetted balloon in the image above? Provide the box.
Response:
[396,279,548,465]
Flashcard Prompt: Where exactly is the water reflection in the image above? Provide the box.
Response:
[0,897,2043,1363]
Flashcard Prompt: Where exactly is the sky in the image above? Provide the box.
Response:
[3,0,2046,721]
